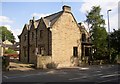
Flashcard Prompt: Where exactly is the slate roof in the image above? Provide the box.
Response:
[34,20,40,28]
[32,11,63,28]
[43,11,63,28]
[20,6,81,36]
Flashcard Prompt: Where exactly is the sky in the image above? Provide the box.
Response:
[0,0,119,42]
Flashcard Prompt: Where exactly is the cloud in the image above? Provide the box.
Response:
[80,1,118,14]
[0,16,21,42]
[80,0,119,32]
[31,13,51,19]
[12,28,22,42]
[0,16,13,24]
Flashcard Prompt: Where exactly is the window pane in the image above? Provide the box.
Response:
[40,30,43,38]
[73,47,78,57]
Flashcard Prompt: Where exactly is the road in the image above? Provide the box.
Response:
[2,64,120,84]
[0,57,2,84]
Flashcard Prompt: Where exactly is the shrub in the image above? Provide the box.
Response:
[5,48,17,54]
[2,56,10,71]
[46,62,58,69]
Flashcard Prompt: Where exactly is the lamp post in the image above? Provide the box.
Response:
[107,9,112,63]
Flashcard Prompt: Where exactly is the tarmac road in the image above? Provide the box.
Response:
[0,57,2,84]
[2,64,120,84]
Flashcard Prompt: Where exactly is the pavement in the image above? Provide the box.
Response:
[9,62,35,71]
[2,63,120,84]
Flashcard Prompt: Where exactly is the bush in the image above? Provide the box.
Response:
[46,62,58,69]
[118,53,120,59]
[110,48,119,63]
[5,48,17,54]
[2,56,10,71]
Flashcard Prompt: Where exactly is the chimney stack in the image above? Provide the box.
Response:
[62,5,71,12]
[33,16,35,21]
[29,19,32,24]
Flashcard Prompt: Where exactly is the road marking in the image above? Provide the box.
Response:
[46,71,55,74]
[79,67,89,70]
[69,76,88,80]
[3,76,9,79]
[69,72,120,81]
[3,72,47,79]
[101,74,120,78]
[69,73,104,80]
[97,78,120,83]
[96,71,101,72]
[3,71,67,79]
[114,71,119,74]
[97,74,103,76]
[69,77,80,80]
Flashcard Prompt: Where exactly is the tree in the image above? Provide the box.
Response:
[85,6,108,60]
[109,29,120,62]
[0,26,15,43]
[110,29,120,53]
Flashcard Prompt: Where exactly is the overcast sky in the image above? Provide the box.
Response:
[0,0,119,42]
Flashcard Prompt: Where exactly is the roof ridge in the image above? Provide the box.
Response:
[50,11,63,21]
[42,11,63,27]
[33,11,63,26]
[44,11,62,19]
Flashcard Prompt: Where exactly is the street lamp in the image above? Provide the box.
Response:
[107,9,112,33]
[107,9,112,63]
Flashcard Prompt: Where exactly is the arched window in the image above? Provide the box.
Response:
[82,33,86,42]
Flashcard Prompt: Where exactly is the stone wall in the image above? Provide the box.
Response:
[29,21,37,63]
[36,55,52,69]
[19,25,29,63]
[52,11,81,68]
[19,6,83,68]
[36,19,52,56]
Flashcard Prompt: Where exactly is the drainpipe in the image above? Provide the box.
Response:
[36,29,37,48]
[35,29,38,55]
[48,22,51,56]
[48,28,50,55]
[28,30,30,63]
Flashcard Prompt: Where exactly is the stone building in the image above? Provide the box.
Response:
[18,5,92,68]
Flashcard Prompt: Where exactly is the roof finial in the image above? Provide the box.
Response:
[33,16,35,21]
